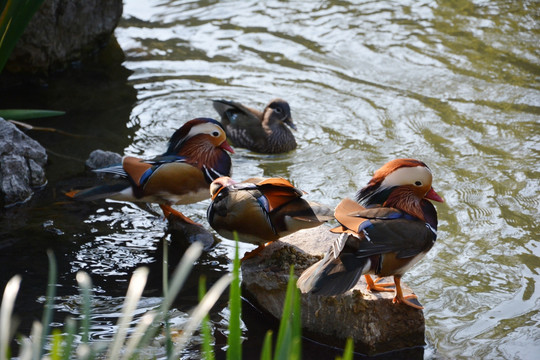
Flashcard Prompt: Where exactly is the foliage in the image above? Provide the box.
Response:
[226,237,242,360]
[0,0,44,73]
[0,109,65,120]
[0,239,354,359]
[0,242,231,360]
[0,1,65,122]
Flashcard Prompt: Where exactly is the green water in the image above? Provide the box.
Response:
[0,1,538,359]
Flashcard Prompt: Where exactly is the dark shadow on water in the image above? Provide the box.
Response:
[0,36,138,183]
[0,35,138,339]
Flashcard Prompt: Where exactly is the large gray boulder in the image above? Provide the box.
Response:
[5,0,123,74]
[0,118,47,206]
[241,225,426,355]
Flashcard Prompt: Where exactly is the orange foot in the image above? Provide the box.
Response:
[241,242,273,262]
[393,276,423,310]
[364,275,394,292]
[159,204,200,226]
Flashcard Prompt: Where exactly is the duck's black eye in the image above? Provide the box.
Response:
[415,181,422,186]
[212,131,220,137]
[274,107,283,114]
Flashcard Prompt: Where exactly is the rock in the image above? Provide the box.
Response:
[0,118,48,206]
[167,217,215,251]
[85,149,122,170]
[5,0,123,74]
[241,225,425,355]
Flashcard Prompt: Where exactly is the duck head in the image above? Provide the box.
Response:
[165,118,234,156]
[210,176,237,200]
[263,99,296,130]
[356,158,444,220]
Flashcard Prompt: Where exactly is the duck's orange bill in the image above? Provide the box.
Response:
[221,140,235,153]
[425,187,444,203]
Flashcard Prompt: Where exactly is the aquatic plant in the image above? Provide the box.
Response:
[0,0,44,73]
[0,238,353,359]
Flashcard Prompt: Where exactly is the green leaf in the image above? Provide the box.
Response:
[0,1,45,72]
[50,329,63,360]
[260,331,273,360]
[0,109,65,120]
[75,272,93,345]
[274,266,302,360]
[0,275,22,360]
[0,0,46,73]
[136,242,203,353]
[337,338,354,360]
[227,234,242,360]
[199,276,215,360]
[37,250,58,360]
[61,317,76,360]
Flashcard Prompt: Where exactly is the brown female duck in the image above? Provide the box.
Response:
[212,98,297,154]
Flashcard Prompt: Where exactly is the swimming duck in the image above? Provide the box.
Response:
[67,118,234,224]
[212,98,297,154]
[207,176,334,258]
[297,159,444,309]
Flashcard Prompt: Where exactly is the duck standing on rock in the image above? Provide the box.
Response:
[67,118,234,224]
[212,98,297,154]
[207,176,334,259]
[297,159,444,309]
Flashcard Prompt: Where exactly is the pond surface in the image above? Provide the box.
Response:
[1,0,539,359]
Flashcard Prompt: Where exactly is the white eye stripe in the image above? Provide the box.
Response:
[381,166,432,188]
[186,123,224,138]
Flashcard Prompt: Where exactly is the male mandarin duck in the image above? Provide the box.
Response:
[212,98,297,154]
[207,176,334,258]
[66,118,234,224]
[296,159,444,310]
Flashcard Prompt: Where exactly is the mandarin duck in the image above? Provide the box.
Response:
[207,176,334,258]
[296,159,444,309]
[66,118,234,224]
[212,98,297,154]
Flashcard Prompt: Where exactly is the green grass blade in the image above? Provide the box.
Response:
[260,331,273,360]
[170,274,232,359]
[337,338,354,360]
[162,237,173,358]
[50,329,62,360]
[291,274,302,359]
[135,241,203,352]
[273,266,302,360]
[107,267,149,360]
[0,275,21,360]
[75,272,93,344]
[30,320,43,360]
[61,317,76,360]
[199,276,214,360]
[18,335,33,360]
[162,237,169,297]
[122,311,156,360]
[0,109,65,120]
[36,250,57,360]
[0,0,45,73]
[226,236,242,360]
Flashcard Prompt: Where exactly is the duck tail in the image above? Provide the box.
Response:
[66,183,128,201]
[307,201,335,222]
[297,252,367,296]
